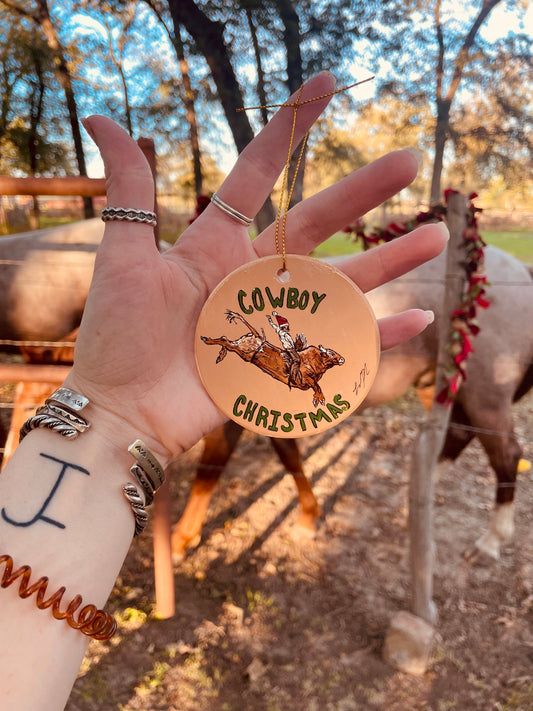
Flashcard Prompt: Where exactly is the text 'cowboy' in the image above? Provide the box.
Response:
[238,287,327,315]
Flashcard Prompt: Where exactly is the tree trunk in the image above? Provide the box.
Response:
[275,0,306,207]
[167,0,275,230]
[117,62,133,137]
[35,0,94,218]
[174,23,203,196]
[429,98,450,205]
[429,0,502,205]
[28,42,45,229]
[245,7,268,128]
[103,7,135,137]
[167,0,253,153]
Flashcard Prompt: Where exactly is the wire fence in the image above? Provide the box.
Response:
[0,228,532,482]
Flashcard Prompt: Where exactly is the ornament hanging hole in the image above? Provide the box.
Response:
[276,268,291,284]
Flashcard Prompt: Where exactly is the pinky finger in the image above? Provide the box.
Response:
[378,309,434,352]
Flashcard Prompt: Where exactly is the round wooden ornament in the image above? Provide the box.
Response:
[195,254,380,438]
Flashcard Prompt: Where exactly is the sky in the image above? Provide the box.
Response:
[84,1,532,179]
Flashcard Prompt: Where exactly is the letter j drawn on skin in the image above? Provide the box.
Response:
[1,453,90,529]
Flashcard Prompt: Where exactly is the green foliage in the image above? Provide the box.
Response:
[363,0,532,201]
[0,0,531,211]
[0,5,73,175]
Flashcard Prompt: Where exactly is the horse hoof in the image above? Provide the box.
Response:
[463,545,497,566]
[172,550,186,566]
[464,532,501,563]
[291,521,317,542]
[171,533,202,565]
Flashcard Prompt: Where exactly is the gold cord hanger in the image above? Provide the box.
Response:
[240,76,375,272]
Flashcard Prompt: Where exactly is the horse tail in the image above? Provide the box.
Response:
[513,265,533,402]
[513,359,533,403]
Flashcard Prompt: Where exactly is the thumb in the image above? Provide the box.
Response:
[82,115,157,257]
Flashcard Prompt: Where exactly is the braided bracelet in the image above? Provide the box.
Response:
[19,387,90,442]
[123,439,166,536]
[0,554,117,641]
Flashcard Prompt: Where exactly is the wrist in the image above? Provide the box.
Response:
[16,386,169,537]
[59,377,175,468]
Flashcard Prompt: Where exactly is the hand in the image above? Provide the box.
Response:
[66,72,447,462]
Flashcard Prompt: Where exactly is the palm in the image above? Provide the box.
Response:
[68,73,448,461]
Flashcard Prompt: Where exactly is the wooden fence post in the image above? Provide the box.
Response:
[136,136,175,618]
[0,153,176,619]
[383,192,468,674]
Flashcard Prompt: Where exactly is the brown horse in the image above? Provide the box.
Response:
[172,245,533,561]
[200,310,345,407]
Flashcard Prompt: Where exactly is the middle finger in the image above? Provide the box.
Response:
[253,149,422,257]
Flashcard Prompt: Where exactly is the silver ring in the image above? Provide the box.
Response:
[101,206,157,226]
[211,193,253,227]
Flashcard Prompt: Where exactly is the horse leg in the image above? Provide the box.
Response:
[200,335,230,362]
[312,383,325,407]
[440,401,520,559]
[171,421,244,563]
[471,410,521,559]
[269,438,321,532]
[440,401,476,461]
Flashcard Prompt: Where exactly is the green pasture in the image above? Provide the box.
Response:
[312,229,533,263]
[482,230,533,263]
[12,217,533,265]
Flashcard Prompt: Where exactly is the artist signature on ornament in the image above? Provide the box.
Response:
[353,363,370,396]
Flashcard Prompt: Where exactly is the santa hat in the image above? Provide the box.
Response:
[273,312,289,327]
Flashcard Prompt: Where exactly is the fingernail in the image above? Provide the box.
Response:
[425,310,435,324]
[436,221,450,240]
[318,69,336,83]
[404,147,423,167]
[81,117,96,142]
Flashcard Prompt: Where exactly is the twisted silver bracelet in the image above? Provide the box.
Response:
[19,413,79,441]
[122,483,148,536]
[20,388,90,442]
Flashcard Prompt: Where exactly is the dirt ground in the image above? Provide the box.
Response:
[65,389,533,711]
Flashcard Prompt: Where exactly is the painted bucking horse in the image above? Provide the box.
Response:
[200,310,345,407]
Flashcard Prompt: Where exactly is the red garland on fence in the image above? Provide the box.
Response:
[343,190,490,406]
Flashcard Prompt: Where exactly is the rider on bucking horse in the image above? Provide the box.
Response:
[267,311,305,388]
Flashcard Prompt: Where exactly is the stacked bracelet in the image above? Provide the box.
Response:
[19,388,165,537]
[123,439,166,536]
[19,387,90,442]
[128,439,165,506]
[11,388,168,641]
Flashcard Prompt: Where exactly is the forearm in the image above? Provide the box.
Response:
[0,421,147,710]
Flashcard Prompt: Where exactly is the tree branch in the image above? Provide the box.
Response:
[0,0,35,19]
[446,0,502,102]
[434,0,444,102]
